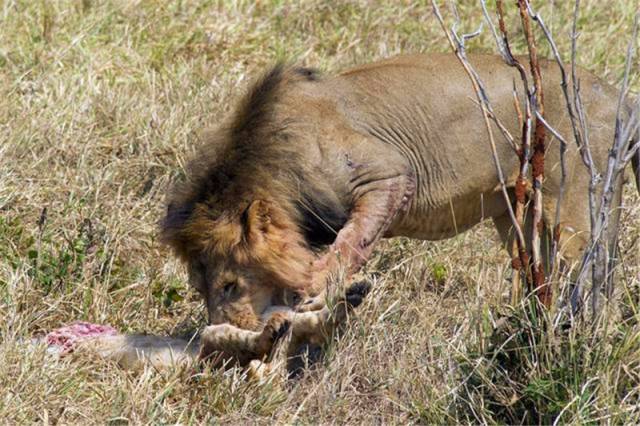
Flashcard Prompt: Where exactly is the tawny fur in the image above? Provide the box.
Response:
[161,53,639,337]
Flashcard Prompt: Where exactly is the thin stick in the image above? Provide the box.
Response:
[518,0,550,306]
[565,0,598,313]
[431,1,528,261]
[488,0,533,301]
[524,2,569,270]
[468,96,518,152]
[589,13,640,314]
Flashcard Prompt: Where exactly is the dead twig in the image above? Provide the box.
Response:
[523,2,569,272]
[431,1,528,277]
[517,0,550,306]
[589,12,640,315]
[484,0,534,301]
[496,0,535,300]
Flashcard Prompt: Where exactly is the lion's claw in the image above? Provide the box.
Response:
[297,280,371,312]
[271,317,291,342]
[261,312,292,349]
[344,281,371,308]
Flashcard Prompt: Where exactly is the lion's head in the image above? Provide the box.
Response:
[163,196,318,330]
[160,64,349,330]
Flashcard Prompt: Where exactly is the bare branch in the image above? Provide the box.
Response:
[524,1,571,267]
[431,0,528,262]
[589,12,640,313]
[570,0,599,312]
[535,110,569,148]
[569,11,640,315]
[517,0,549,305]
[480,0,508,61]
[468,96,518,152]
[486,0,536,295]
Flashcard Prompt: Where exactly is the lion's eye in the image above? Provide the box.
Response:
[222,281,236,298]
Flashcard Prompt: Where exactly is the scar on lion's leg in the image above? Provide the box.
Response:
[300,173,414,311]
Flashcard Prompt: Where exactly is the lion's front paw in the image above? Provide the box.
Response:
[298,280,371,312]
[257,312,291,354]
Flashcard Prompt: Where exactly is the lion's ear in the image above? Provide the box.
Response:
[243,200,271,240]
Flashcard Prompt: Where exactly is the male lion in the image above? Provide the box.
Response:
[161,53,639,354]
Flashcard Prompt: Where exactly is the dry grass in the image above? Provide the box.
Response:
[1,0,639,423]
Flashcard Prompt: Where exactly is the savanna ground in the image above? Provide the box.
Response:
[1,0,639,423]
